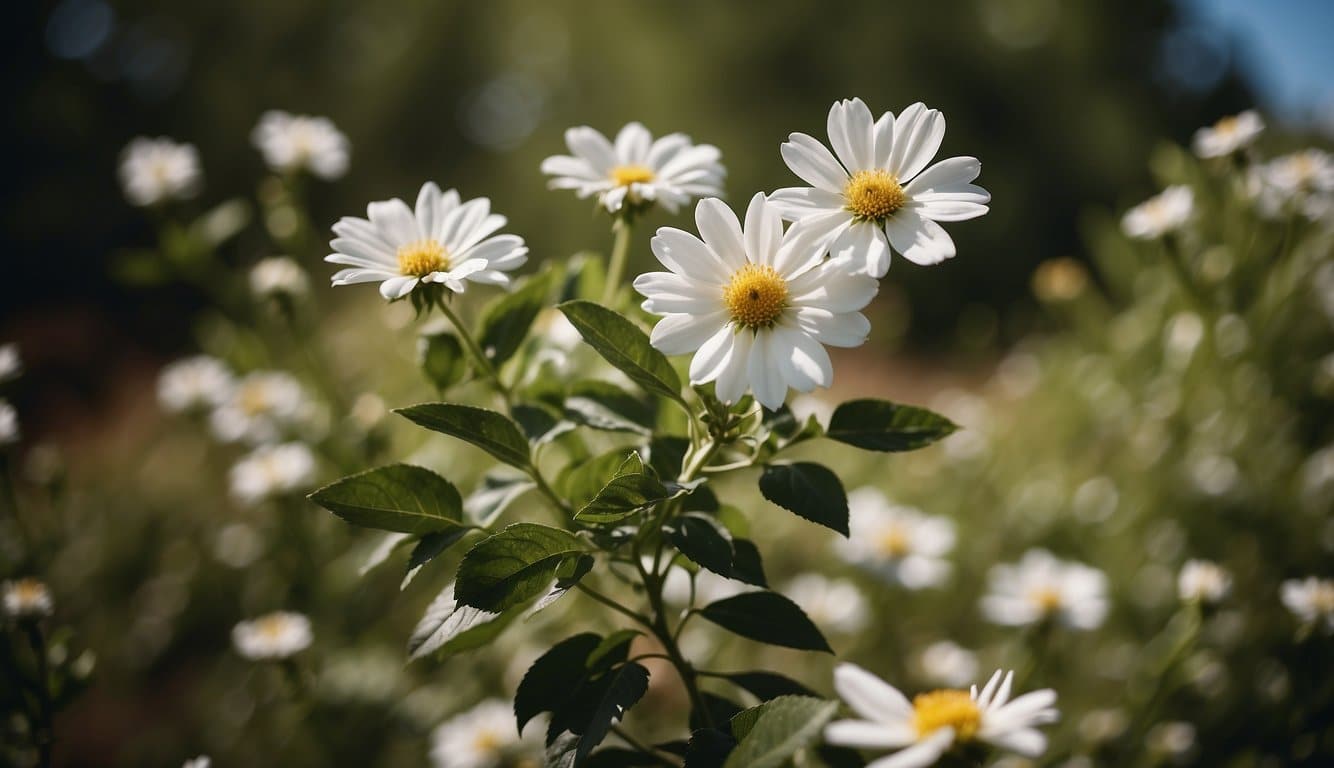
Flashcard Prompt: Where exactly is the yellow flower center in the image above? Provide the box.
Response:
[237,383,271,416]
[473,730,502,754]
[912,689,981,740]
[256,615,289,640]
[844,169,907,221]
[723,264,788,330]
[397,239,450,277]
[876,525,911,558]
[1030,587,1064,612]
[610,164,655,187]
[1213,116,1239,136]
[13,579,46,604]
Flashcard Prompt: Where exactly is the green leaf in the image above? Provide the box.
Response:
[826,399,958,452]
[669,514,734,577]
[729,540,768,588]
[397,403,531,469]
[722,696,839,768]
[565,380,655,435]
[575,453,670,525]
[407,581,523,660]
[455,523,586,611]
[479,270,553,366]
[309,464,466,535]
[723,672,817,701]
[683,729,737,768]
[699,592,832,653]
[559,450,637,510]
[758,463,849,536]
[464,474,534,527]
[513,403,575,444]
[691,693,745,732]
[418,331,468,391]
[516,633,603,733]
[402,528,472,587]
[561,662,652,767]
[558,301,683,403]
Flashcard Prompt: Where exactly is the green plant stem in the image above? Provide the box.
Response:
[575,583,654,629]
[602,219,633,307]
[24,624,53,768]
[435,297,510,401]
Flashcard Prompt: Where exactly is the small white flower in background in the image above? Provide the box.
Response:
[229,442,316,505]
[119,137,202,206]
[0,400,18,446]
[157,356,235,414]
[1280,576,1334,633]
[635,193,878,410]
[232,611,312,660]
[541,122,725,215]
[981,549,1108,630]
[788,393,835,429]
[3,578,54,619]
[1177,559,1231,604]
[1261,149,1334,197]
[251,110,350,180]
[918,641,980,688]
[249,256,309,299]
[209,370,304,444]
[783,573,869,635]
[770,98,990,277]
[1146,721,1197,758]
[836,488,955,589]
[0,343,21,382]
[825,664,1058,768]
[1191,110,1264,158]
[181,757,211,768]
[430,699,543,768]
[658,560,750,607]
[1121,185,1194,240]
[327,182,528,300]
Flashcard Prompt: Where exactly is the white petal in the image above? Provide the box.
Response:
[872,110,896,170]
[747,331,786,409]
[650,227,732,285]
[440,198,490,252]
[824,720,915,750]
[541,155,601,180]
[903,156,984,197]
[865,730,954,768]
[833,664,914,722]
[885,211,956,266]
[830,221,892,278]
[889,104,945,182]
[378,275,418,300]
[367,198,419,244]
[646,133,692,168]
[614,122,653,164]
[767,187,844,220]
[650,312,728,355]
[714,330,753,404]
[983,728,1047,758]
[787,262,879,313]
[565,126,616,173]
[975,669,1004,708]
[689,326,736,385]
[743,193,783,267]
[781,133,850,193]
[415,182,443,240]
[910,199,989,222]
[457,235,526,268]
[792,307,871,348]
[774,326,832,392]
[633,271,719,314]
[695,199,747,271]
[828,98,875,173]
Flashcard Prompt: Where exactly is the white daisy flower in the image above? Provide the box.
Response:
[209,370,304,445]
[769,98,990,277]
[1280,576,1334,633]
[157,356,236,414]
[0,343,21,382]
[1177,559,1231,604]
[430,699,543,768]
[181,757,210,768]
[1191,110,1264,158]
[228,442,317,505]
[540,122,725,215]
[784,573,869,635]
[119,137,202,207]
[634,193,877,410]
[657,559,751,607]
[250,256,310,299]
[251,110,350,180]
[918,641,980,688]
[836,488,955,589]
[825,664,1059,767]
[232,611,313,660]
[1262,149,1334,196]
[327,182,528,300]
[981,549,1108,631]
[0,400,17,446]
[1121,186,1194,240]
[3,578,53,619]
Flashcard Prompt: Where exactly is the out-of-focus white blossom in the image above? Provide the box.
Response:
[0,343,21,382]
[210,370,305,444]
[918,641,980,688]
[1191,111,1263,158]
[1280,576,1334,633]
[119,137,202,206]
[250,256,309,299]
[252,111,350,180]
[981,549,1108,630]
[181,757,210,768]
[232,611,312,660]
[1121,186,1193,239]
[430,699,543,768]
[0,400,18,446]
[3,578,53,619]
[836,488,955,589]
[157,356,235,414]
[783,573,869,635]
[1177,560,1231,604]
[228,442,316,505]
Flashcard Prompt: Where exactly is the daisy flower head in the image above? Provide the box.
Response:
[181,757,211,768]
[634,193,878,411]
[0,343,21,382]
[1280,576,1334,633]
[209,370,305,445]
[1261,149,1334,196]
[981,549,1108,631]
[430,699,543,768]
[825,664,1058,768]
[251,110,350,180]
[1177,559,1231,605]
[3,578,54,619]
[327,182,528,302]
[541,122,725,217]
[250,256,310,299]
[1121,185,1194,240]
[157,356,235,415]
[232,611,312,660]
[836,487,955,589]
[769,98,990,278]
[783,573,870,635]
[228,442,317,506]
[1191,110,1264,158]
[119,137,202,207]
[0,400,17,446]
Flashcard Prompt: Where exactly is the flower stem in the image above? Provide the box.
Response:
[602,219,634,307]
[434,297,510,401]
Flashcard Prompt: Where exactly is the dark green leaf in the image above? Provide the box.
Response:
[573,662,651,765]
[683,729,736,768]
[464,474,534,527]
[397,403,531,469]
[534,553,596,612]
[722,696,839,768]
[558,301,683,403]
[669,515,734,576]
[691,692,744,732]
[455,523,586,611]
[309,464,465,535]
[758,463,849,536]
[699,592,832,653]
[565,380,655,435]
[586,629,641,670]
[575,458,670,525]
[729,540,768,588]
[404,528,471,584]
[558,450,635,510]
[826,399,958,452]
[583,748,661,768]
[724,671,817,701]
[513,403,574,444]
[418,331,467,391]
[479,270,553,366]
[516,633,603,733]
[648,436,690,478]
[407,581,522,660]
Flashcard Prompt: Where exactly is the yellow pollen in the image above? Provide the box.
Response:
[912,689,981,740]
[1030,587,1064,612]
[876,526,911,558]
[723,264,788,329]
[237,383,270,416]
[473,730,502,754]
[610,164,655,187]
[1214,116,1239,135]
[844,169,907,220]
[13,579,46,602]
[256,615,289,639]
[397,239,450,277]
